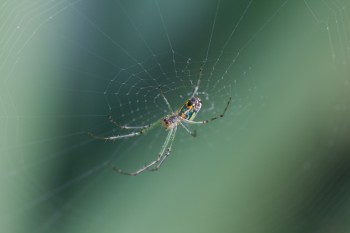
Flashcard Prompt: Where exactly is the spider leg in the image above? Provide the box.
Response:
[158,86,174,113]
[87,130,143,141]
[179,122,196,137]
[108,115,157,130]
[183,97,232,125]
[148,127,177,172]
[112,127,176,176]
[87,120,160,141]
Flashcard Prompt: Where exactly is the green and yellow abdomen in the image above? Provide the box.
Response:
[178,97,202,121]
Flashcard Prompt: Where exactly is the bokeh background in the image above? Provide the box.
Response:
[1,0,350,233]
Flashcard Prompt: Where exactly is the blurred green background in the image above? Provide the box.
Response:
[1,0,350,233]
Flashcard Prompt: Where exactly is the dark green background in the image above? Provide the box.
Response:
[1,0,350,233]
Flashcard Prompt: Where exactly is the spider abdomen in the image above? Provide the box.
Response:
[178,97,202,121]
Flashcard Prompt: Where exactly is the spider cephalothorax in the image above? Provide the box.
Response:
[162,115,179,130]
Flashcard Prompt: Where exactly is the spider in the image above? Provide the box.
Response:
[88,66,232,176]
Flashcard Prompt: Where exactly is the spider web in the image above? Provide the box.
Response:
[1,0,350,233]
[61,0,264,165]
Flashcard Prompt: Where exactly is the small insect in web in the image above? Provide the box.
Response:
[88,66,232,176]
